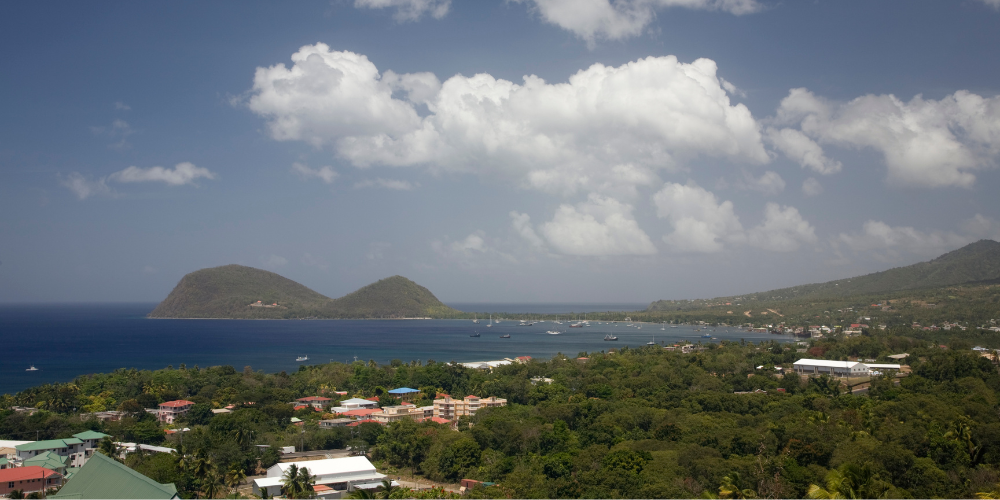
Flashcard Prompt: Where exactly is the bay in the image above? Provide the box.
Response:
[0,303,796,395]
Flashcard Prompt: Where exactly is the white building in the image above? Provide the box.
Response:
[792,359,869,377]
[252,456,389,498]
[329,398,379,413]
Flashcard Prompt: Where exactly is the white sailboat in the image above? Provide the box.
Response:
[473,314,480,324]
[487,314,492,327]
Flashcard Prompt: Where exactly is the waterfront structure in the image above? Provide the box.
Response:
[253,456,388,498]
[432,395,507,421]
[0,466,62,497]
[50,452,178,499]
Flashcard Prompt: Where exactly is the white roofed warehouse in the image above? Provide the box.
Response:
[792,359,869,377]
[252,456,387,498]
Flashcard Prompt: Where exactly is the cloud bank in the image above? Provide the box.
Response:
[247,44,768,197]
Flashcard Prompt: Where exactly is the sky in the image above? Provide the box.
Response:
[2,0,1000,304]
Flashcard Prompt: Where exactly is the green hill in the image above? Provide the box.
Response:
[648,239,1000,312]
[148,265,458,319]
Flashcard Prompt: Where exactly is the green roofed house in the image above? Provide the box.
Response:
[50,452,179,499]
[23,451,69,475]
[16,438,86,467]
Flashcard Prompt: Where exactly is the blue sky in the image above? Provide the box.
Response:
[2,0,999,304]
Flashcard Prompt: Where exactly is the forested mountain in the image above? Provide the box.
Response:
[649,240,1000,312]
[148,265,458,319]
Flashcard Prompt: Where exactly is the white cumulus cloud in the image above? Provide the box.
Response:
[837,220,970,255]
[353,178,417,190]
[765,127,842,175]
[519,0,762,45]
[653,183,744,253]
[109,162,216,186]
[247,44,769,197]
[354,0,450,21]
[802,177,823,196]
[774,88,1000,188]
[292,163,339,184]
[59,173,112,200]
[747,203,817,252]
[738,170,785,195]
[510,211,546,248]
[540,194,657,256]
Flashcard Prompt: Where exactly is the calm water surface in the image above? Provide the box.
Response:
[0,303,795,395]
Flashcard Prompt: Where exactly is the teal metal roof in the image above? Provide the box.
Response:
[16,438,83,452]
[23,451,67,471]
[72,431,109,441]
[50,453,178,499]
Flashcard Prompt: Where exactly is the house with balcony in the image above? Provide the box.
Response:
[155,400,195,424]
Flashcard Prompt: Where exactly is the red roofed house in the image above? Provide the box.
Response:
[0,466,63,496]
[297,396,333,409]
[341,408,381,419]
[429,417,452,425]
[515,356,532,363]
[156,400,195,424]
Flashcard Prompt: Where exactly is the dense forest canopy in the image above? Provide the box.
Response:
[5,326,1000,498]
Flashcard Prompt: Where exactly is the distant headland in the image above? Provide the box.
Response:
[148,265,459,319]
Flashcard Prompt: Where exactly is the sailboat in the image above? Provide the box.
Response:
[487,314,492,328]
[473,314,480,324]
[647,333,656,346]
[661,322,666,331]
[604,334,618,341]
[296,356,309,362]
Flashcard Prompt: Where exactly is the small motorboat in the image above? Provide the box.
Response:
[499,334,510,338]
[26,365,39,371]
[470,332,481,337]
[547,330,562,335]
[604,334,618,341]
[296,356,309,362]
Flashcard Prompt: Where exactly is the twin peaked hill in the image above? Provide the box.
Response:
[148,265,458,319]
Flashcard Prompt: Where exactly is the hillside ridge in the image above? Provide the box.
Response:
[648,239,1000,311]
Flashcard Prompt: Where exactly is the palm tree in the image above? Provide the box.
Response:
[807,463,896,499]
[718,472,756,499]
[190,450,212,484]
[97,436,121,461]
[377,478,397,499]
[282,464,315,499]
[201,467,224,499]
[347,488,375,499]
[225,463,247,495]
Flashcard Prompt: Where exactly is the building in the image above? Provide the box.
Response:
[22,451,69,475]
[80,411,124,422]
[319,418,353,429]
[371,405,426,425]
[0,466,63,497]
[252,456,389,498]
[73,430,110,461]
[330,398,379,413]
[297,396,333,409]
[432,395,507,421]
[155,400,195,424]
[866,363,902,374]
[50,451,178,499]
[792,359,869,377]
[386,387,419,401]
[16,438,87,468]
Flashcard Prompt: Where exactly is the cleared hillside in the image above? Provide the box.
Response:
[148,265,458,319]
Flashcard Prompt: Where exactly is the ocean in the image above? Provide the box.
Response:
[0,303,796,395]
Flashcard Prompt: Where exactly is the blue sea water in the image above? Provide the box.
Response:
[0,304,796,395]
